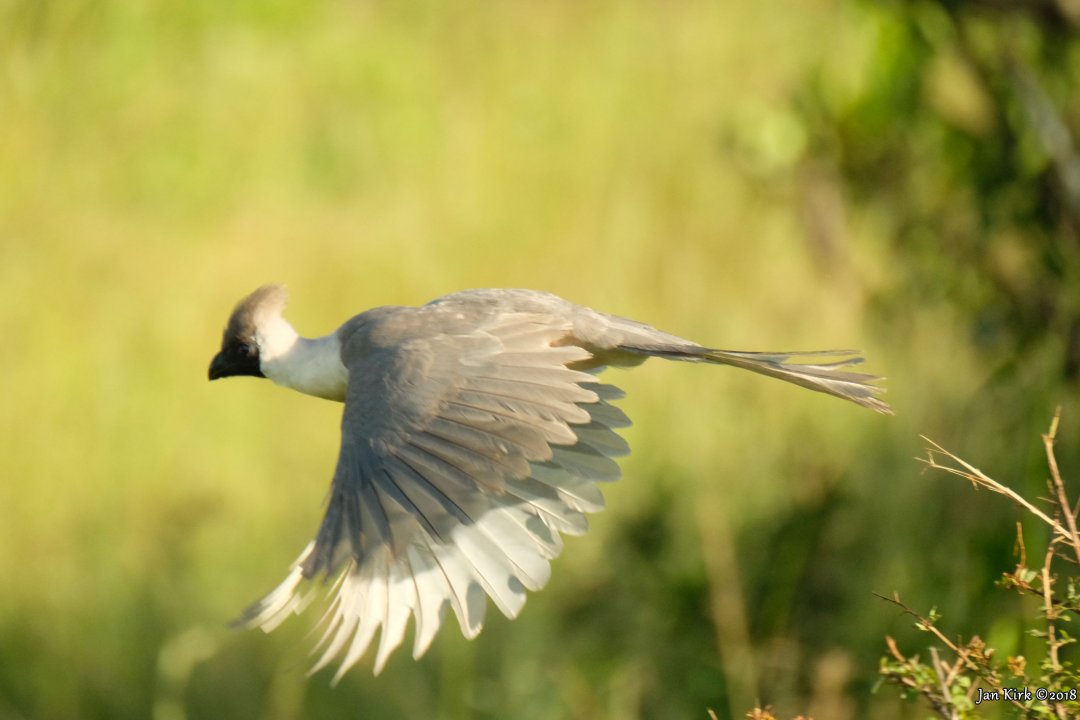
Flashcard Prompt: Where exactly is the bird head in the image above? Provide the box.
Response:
[208,284,289,381]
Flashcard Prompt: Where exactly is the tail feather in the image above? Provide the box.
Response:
[619,345,893,415]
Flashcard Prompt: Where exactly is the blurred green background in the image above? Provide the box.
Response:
[2,0,1079,718]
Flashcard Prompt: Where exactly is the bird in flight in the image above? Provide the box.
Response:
[209,285,890,681]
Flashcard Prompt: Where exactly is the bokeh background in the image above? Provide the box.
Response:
[2,1,1079,718]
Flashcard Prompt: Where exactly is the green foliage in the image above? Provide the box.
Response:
[796,0,1080,394]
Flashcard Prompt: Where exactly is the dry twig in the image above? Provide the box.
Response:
[918,436,1071,539]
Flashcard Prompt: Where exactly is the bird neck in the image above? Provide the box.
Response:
[257,317,349,402]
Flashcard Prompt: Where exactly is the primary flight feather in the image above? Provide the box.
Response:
[208,285,890,680]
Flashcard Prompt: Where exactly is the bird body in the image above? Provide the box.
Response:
[209,285,889,680]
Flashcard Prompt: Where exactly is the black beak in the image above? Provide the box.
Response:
[208,351,230,380]
[209,346,264,380]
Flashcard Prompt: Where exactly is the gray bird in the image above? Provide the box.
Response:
[209,285,890,680]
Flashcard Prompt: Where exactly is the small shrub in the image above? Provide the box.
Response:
[879,409,1080,718]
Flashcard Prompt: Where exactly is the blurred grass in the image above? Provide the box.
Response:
[1,0,1075,718]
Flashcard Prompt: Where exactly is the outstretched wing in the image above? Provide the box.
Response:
[236,310,630,680]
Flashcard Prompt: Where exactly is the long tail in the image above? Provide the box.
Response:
[619,345,893,415]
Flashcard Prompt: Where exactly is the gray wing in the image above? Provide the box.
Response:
[236,309,630,680]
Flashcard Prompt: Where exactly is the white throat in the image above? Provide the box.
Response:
[256,317,348,401]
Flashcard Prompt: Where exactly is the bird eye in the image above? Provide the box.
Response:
[237,342,254,356]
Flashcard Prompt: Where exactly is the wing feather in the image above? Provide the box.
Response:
[586,400,632,429]
[408,429,528,483]
[406,541,451,658]
[453,388,592,425]
[471,364,599,386]
[548,444,622,481]
[427,414,552,460]
[500,476,590,534]
[525,465,606,513]
[333,552,387,683]
[571,420,631,456]
[460,375,598,406]
[236,309,630,677]
[441,400,579,445]
[373,561,414,674]
[449,522,527,619]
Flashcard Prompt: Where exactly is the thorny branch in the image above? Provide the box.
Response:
[876,592,1028,714]
[881,409,1080,719]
